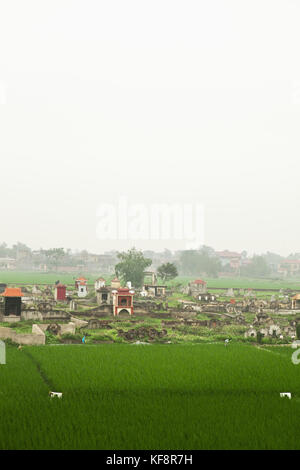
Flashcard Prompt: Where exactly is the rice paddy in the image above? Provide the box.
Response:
[1,342,300,449]
[0,271,299,290]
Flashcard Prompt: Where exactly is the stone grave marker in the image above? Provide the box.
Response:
[226,288,234,297]
[0,340,6,365]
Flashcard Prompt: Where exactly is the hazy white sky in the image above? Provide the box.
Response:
[0,0,299,255]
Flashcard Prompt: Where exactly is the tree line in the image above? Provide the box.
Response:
[0,242,296,281]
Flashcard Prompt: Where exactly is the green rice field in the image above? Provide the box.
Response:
[0,271,299,290]
[169,277,300,290]
[1,342,300,449]
[0,271,99,286]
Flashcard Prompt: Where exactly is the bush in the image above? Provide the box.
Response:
[241,336,257,343]
[45,331,59,344]
[215,335,231,341]
[261,336,276,345]
[92,334,113,343]
[2,338,19,346]
[60,333,82,341]
[296,324,300,340]
[257,331,264,344]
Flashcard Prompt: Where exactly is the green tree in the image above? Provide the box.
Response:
[198,247,221,277]
[0,243,10,257]
[42,248,65,271]
[241,255,271,278]
[178,248,221,277]
[179,250,199,276]
[115,247,152,288]
[12,242,32,257]
[157,262,178,282]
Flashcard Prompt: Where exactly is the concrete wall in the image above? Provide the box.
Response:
[0,326,45,345]
[70,316,88,328]
[0,315,21,323]
[21,311,44,321]
[32,324,45,336]
[130,308,147,315]
[80,305,112,316]
[37,322,76,335]
[32,324,48,332]
[21,310,70,321]
[60,322,76,334]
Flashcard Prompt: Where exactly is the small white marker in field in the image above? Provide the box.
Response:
[133,341,150,345]
[280,393,291,399]
[49,391,63,398]
[291,340,300,349]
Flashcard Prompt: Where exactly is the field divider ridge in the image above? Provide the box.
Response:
[22,348,56,391]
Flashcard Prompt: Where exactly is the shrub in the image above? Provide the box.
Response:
[45,331,59,344]
[241,336,256,343]
[2,338,19,346]
[215,335,231,341]
[92,334,113,343]
[60,333,82,341]
[262,336,275,345]
[8,322,20,328]
[257,331,264,344]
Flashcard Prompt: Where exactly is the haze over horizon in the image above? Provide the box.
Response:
[0,0,299,257]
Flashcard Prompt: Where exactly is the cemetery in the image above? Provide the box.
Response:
[0,271,299,346]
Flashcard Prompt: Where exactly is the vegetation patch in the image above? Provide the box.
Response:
[1,343,300,449]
